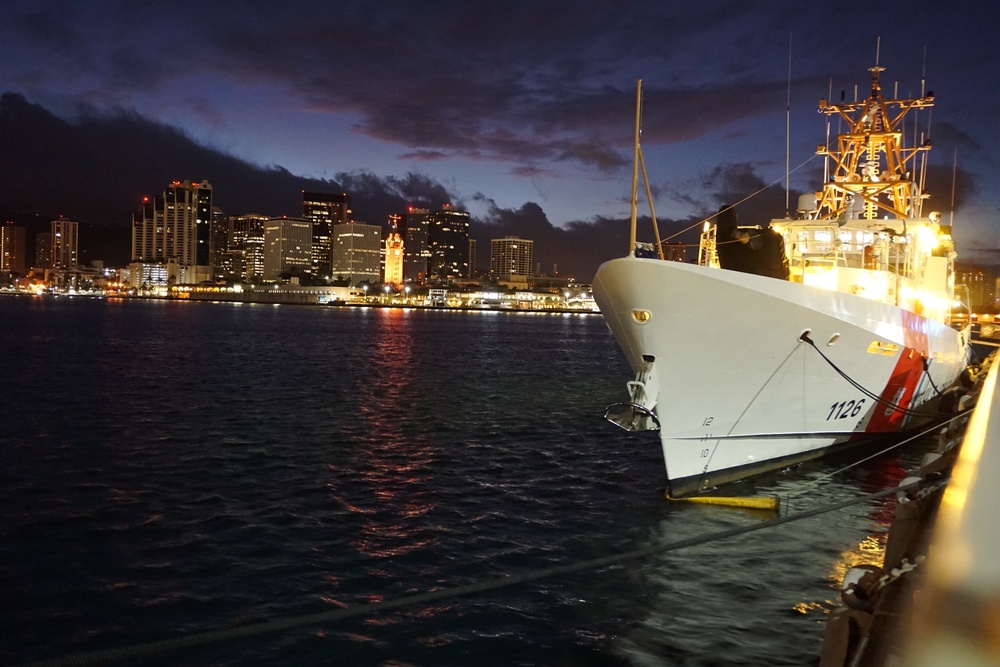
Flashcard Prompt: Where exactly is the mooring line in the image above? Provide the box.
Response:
[16,478,929,667]
[798,332,944,418]
[782,410,968,501]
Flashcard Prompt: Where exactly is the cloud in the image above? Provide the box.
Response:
[0,2,819,176]
[3,1,997,273]
[0,92,332,223]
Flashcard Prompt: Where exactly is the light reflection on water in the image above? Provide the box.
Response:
[0,296,932,666]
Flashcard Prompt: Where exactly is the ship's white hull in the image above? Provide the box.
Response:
[593,257,970,497]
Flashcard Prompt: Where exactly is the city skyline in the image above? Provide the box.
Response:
[2,181,580,293]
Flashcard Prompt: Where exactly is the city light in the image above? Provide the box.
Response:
[0,193,601,312]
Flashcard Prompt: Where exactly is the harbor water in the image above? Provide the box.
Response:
[0,296,933,666]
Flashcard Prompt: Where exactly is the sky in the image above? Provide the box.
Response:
[2,0,999,270]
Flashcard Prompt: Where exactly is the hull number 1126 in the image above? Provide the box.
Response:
[827,398,865,420]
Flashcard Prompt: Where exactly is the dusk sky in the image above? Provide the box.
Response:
[2,0,999,269]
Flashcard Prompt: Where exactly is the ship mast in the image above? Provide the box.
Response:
[628,80,641,256]
[626,79,664,259]
[814,66,934,221]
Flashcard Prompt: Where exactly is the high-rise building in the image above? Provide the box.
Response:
[262,218,312,280]
[468,238,477,278]
[213,214,267,282]
[0,222,26,276]
[302,191,351,281]
[50,218,79,269]
[490,236,534,278]
[209,207,229,281]
[35,232,51,269]
[232,214,267,282]
[403,207,430,282]
[131,180,213,283]
[427,204,470,281]
[331,221,381,286]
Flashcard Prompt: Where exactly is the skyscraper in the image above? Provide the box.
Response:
[403,207,430,282]
[331,221,381,286]
[490,236,533,278]
[50,218,79,269]
[262,217,312,280]
[427,204,470,281]
[210,207,229,281]
[231,214,268,282]
[35,232,51,270]
[302,191,351,281]
[0,222,26,276]
[131,180,213,283]
[214,214,267,282]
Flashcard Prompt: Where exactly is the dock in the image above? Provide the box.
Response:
[819,349,1000,666]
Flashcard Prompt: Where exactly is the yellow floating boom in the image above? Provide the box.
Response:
[666,491,781,511]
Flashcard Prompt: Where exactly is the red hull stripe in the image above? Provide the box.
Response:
[864,347,926,433]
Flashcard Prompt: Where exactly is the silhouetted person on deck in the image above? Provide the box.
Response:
[713,205,789,280]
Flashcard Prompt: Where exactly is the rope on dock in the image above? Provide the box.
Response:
[16,477,931,667]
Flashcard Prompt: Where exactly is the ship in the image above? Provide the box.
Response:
[592,65,972,499]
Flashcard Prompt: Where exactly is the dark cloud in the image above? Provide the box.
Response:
[0,93,342,261]
[0,2,855,175]
[0,92,630,279]
[4,1,997,191]
[333,171,457,225]
[2,1,997,271]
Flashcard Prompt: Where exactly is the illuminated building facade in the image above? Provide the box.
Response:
[384,228,404,287]
[427,204,470,281]
[262,217,312,280]
[1,222,26,275]
[403,207,430,282]
[35,232,51,269]
[214,214,267,282]
[131,180,213,283]
[331,221,381,286]
[490,236,533,278]
[209,207,229,281]
[303,191,351,281]
[50,218,79,269]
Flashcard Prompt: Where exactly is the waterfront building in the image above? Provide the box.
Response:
[0,222,26,276]
[212,214,267,283]
[35,232,51,269]
[331,221,381,286]
[50,218,79,269]
[384,216,404,287]
[123,260,173,291]
[491,236,534,278]
[468,238,477,278]
[262,217,312,281]
[427,204,470,281]
[303,191,351,281]
[403,207,430,282]
[209,207,229,281]
[131,180,213,284]
[234,214,267,282]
